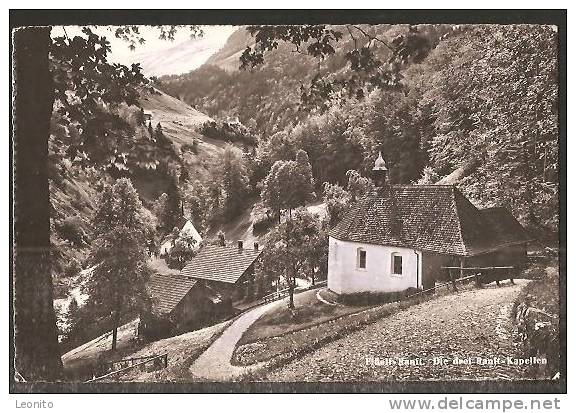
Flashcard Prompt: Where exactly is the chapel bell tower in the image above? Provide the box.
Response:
[372,151,388,187]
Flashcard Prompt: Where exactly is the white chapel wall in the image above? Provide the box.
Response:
[328,237,422,294]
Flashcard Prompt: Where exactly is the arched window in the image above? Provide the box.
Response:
[357,248,367,269]
[391,253,403,275]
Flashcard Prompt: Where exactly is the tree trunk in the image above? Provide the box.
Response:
[111,313,120,351]
[13,26,63,381]
[111,295,123,351]
[288,286,295,309]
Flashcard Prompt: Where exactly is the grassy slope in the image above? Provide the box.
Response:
[61,317,232,382]
[239,289,373,345]
[110,319,231,382]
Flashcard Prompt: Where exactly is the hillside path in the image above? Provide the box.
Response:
[189,299,281,381]
[267,280,529,382]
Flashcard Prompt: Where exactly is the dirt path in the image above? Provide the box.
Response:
[267,280,529,382]
[189,299,282,381]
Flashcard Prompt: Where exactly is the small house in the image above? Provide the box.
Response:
[159,218,203,256]
[140,273,229,339]
[144,110,152,122]
[181,241,262,305]
[328,152,532,297]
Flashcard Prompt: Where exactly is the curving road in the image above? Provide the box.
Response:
[189,299,282,381]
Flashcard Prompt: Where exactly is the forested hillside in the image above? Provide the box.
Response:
[49,87,242,299]
[160,24,558,238]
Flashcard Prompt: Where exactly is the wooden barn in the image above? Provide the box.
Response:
[327,153,532,297]
[181,241,262,305]
[139,273,229,340]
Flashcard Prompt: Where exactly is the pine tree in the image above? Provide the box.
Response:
[218,145,249,221]
[147,122,154,140]
[137,107,145,125]
[85,178,152,350]
[67,297,80,337]
[155,122,163,138]
[164,176,183,232]
[293,149,316,207]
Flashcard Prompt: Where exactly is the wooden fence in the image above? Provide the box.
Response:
[86,353,168,383]
[261,288,290,304]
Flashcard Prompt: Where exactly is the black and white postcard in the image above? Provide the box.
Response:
[9,9,566,399]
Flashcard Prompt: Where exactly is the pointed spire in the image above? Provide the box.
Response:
[373,151,388,171]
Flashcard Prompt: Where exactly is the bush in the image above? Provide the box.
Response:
[181,139,199,154]
[56,216,89,247]
[252,211,276,235]
[63,258,82,278]
[199,120,256,146]
[336,287,420,306]
[512,264,560,379]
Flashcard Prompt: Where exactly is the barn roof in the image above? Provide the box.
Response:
[148,273,198,315]
[181,243,262,284]
[329,185,532,257]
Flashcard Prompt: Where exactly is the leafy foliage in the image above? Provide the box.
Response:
[261,150,315,221]
[259,208,328,308]
[199,119,257,146]
[165,227,199,270]
[240,24,436,107]
[84,178,154,349]
[407,25,559,234]
[182,179,211,235]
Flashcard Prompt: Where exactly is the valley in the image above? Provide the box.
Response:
[22,23,559,385]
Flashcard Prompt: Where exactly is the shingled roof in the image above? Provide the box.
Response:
[148,273,198,315]
[329,185,531,256]
[181,244,262,283]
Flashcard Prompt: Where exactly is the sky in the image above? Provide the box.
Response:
[58,25,237,76]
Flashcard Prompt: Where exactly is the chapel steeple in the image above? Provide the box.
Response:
[372,151,388,187]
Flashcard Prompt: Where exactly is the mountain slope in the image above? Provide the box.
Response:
[127,27,237,77]
[50,90,234,296]
[203,27,254,72]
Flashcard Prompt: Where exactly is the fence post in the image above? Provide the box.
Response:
[449,268,457,291]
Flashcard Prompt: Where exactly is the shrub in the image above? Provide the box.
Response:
[63,258,82,278]
[56,216,89,247]
[336,287,420,306]
[181,139,199,154]
[199,120,256,146]
[512,265,560,379]
[252,211,275,235]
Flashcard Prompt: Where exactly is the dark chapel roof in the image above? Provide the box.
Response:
[329,185,532,257]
